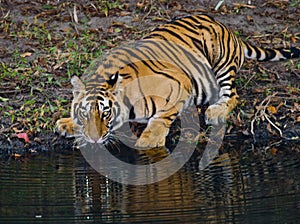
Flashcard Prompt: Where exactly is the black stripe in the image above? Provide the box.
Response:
[217,65,237,80]
[188,35,206,57]
[151,28,191,47]
[139,45,168,68]
[220,82,232,88]
[255,46,261,60]
[215,36,236,75]
[144,40,195,78]
[213,24,228,71]
[171,20,199,35]
[86,95,96,101]
[263,49,276,61]
[186,15,205,24]
[195,14,215,23]
[119,73,132,79]
[150,97,157,118]
[203,39,211,63]
[143,33,168,40]
[246,43,253,57]
[200,91,207,105]
[139,59,182,88]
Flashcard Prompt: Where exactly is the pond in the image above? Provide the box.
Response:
[0,139,299,223]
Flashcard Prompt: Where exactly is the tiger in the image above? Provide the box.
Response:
[56,14,299,148]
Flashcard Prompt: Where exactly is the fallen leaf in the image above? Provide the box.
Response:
[267,123,272,133]
[73,5,78,23]
[270,148,277,155]
[13,127,24,133]
[226,125,233,133]
[294,102,300,112]
[267,105,277,114]
[297,116,300,122]
[242,129,251,136]
[120,11,131,16]
[13,153,21,158]
[276,101,284,111]
[232,3,256,9]
[16,133,31,143]
[20,52,32,58]
[0,96,9,102]
[34,137,42,143]
[246,14,253,22]
[114,27,121,33]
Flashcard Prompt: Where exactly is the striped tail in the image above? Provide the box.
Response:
[242,41,300,62]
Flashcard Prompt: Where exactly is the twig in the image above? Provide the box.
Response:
[215,0,224,11]
[250,92,283,138]
[232,3,256,8]
[262,110,282,137]
[68,7,79,35]
[240,72,257,90]
[0,89,22,94]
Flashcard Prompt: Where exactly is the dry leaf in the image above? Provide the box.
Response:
[232,3,256,8]
[246,14,253,22]
[13,153,21,158]
[20,52,32,58]
[276,101,284,111]
[73,6,78,23]
[16,133,30,143]
[294,102,300,112]
[34,137,42,143]
[120,11,131,16]
[226,125,233,133]
[267,105,277,114]
[267,123,273,134]
[297,116,300,122]
[242,129,250,136]
[270,147,277,155]
[13,127,24,133]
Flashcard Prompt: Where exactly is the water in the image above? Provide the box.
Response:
[0,141,299,223]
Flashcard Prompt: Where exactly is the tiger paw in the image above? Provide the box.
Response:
[56,117,80,137]
[135,131,166,148]
[205,104,228,125]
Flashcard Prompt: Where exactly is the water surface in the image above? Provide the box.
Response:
[0,141,299,223]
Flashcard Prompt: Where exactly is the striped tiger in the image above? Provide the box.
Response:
[56,14,299,148]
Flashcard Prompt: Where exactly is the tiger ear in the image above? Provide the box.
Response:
[71,76,85,97]
[107,71,119,88]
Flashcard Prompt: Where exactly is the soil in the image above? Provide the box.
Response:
[0,0,299,156]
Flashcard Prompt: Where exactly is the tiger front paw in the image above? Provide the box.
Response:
[135,130,166,148]
[56,117,80,137]
[205,104,228,125]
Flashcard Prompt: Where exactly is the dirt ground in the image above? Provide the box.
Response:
[0,0,299,155]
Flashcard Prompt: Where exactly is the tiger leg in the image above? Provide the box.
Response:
[135,102,181,148]
[56,117,81,137]
[205,71,239,125]
[135,118,171,148]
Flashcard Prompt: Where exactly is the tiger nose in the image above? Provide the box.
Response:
[89,137,100,143]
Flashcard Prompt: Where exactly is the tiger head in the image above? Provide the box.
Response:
[70,73,123,144]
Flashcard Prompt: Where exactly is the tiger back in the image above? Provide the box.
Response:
[56,14,299,148]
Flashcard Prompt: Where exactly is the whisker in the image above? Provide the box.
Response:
[104,134,123,151]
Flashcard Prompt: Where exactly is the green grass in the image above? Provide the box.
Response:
[0,2,113,135]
